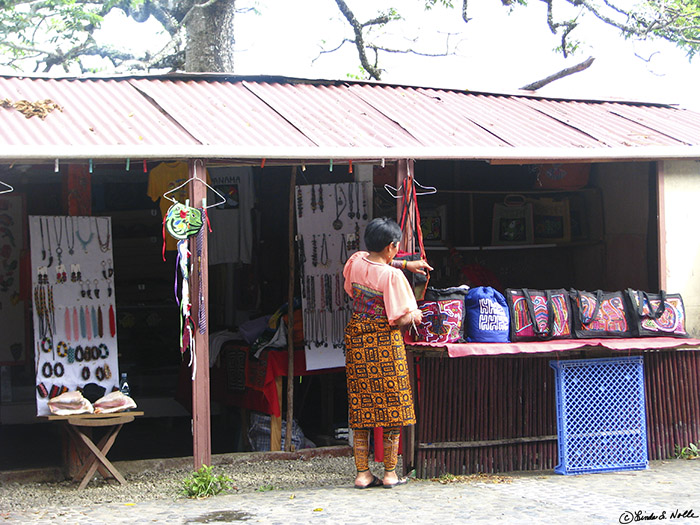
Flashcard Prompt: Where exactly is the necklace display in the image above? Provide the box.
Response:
[44,218,53,267]
[320,233,329,266]
[76,218,93,253]
[333,184,346,230]
[65,216,75,255]
[52,216,63,265]
[95,217,111,253]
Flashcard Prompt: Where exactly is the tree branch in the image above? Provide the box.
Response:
[520,55,595,90]
[334,0,383,79]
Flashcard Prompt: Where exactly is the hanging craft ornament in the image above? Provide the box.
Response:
[333,184,347,230]
[163,202,204,261]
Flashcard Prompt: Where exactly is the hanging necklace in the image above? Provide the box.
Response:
[298,235,306,284]
[52,216,64,265]
[333,184,346,230]
[65,216,75,255]
[311,184,317,213]
[340,234,348,264]
[361,182,368,220]
[45,218,53,267]
[39,219,46,261]
[318,185,324,212]
[348,183,354,219]
[311,234,318,267]
[296,186,303,218]
[95,218,110,253]
[320,233,329,266]
[76,218,94,253]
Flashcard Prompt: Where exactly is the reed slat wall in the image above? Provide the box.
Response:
[412,350,700,478]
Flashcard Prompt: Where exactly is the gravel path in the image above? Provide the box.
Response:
[0,454,368,513]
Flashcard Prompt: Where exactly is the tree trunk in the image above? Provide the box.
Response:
[184,0,236,72]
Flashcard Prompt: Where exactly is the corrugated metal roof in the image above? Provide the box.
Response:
[0,74,699,162]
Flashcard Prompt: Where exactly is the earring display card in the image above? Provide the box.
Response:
[29,216,119,416]
[295,182,371,371]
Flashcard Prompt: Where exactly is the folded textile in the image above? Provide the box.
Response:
[94,391,137,414]
[48,390,94,415]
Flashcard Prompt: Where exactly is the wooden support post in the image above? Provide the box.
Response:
[189,159,211,469]
[286,166,297,451]
[270,376,283,451]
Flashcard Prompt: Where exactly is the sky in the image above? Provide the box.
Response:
[100,0,700,109]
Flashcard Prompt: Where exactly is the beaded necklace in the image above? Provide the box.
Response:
[95,217,110,253]
[52,216,63,265]
[76,218,94,253]
[65,216,75,255]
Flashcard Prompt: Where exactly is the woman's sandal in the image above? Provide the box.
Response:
[355,475,383,489]
[383,477,408,489]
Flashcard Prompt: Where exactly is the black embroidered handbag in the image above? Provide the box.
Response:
[624,289,688,338]
[569,289,633,338]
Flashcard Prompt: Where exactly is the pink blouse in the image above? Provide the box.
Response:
[343,251,418,324]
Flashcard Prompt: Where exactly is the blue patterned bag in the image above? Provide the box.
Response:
[465,286,510,342]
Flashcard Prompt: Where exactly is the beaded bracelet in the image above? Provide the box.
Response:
[95,366,105,382]
[56,341,68,358]
[75,345,84,362]
[83,346,92,362]
[99,343,109,359]
[53,362,64,377]
[41,362,53,378]
[402,259,407,270]
[104,364,112,379]
[41,337,53,353]
[81,366,90,381]
[91,346,100,361]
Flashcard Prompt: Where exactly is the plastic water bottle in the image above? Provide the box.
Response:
[119,372,130,397]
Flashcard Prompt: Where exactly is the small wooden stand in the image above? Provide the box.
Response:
[47,411,143,490]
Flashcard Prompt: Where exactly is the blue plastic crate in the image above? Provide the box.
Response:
[550,356,648,475]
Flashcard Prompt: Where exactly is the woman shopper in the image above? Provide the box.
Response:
[343,217,432,489]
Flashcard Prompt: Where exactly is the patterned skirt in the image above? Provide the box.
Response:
[344,313,416,429]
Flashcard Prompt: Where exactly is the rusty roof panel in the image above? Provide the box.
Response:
[242,81,422,148]
[0,74,699,161]
[346,84,508,148]
[0,77,197,147]
[129,78,316,148]
[520,98,685,147]
[601,103,700,146]
[427,90,604,148]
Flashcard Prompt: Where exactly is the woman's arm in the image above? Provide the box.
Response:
[391,258,433,276]
[394,308,422,327]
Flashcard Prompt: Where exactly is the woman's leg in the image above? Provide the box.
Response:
[353,428,374,486]
[382,427,402,484]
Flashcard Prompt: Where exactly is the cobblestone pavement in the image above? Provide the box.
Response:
[3,459,699,524]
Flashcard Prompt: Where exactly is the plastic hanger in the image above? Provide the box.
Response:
[162,169,226,209]
[0,180,13,195]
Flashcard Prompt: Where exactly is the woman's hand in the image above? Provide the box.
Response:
[405,260,433,276]
[395,308,423,327]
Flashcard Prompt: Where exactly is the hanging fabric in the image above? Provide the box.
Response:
[396,172,430,300]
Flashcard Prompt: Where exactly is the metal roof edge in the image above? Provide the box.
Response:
[1,145,699,163]
[0,71,685,109]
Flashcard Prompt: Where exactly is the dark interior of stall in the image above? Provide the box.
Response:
[0,159,658,470]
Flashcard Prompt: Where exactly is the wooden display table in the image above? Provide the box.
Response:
[47,411,143,490]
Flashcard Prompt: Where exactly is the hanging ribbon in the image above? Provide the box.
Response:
[109,305,116,338]
[79,306,86,339]
[85,305,92,341]
[73,307,79,341]
[64,308,71,342]
[97,306,104,338]
[91,306,98,339]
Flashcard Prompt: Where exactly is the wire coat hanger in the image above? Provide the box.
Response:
[384,178,437,199]
[162,171,226,209]
[0,180,13,195]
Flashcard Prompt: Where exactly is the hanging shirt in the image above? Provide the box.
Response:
[207,167,255,265]
[147,161,210,251]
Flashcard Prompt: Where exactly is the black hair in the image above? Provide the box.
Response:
[364,217,402,252]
